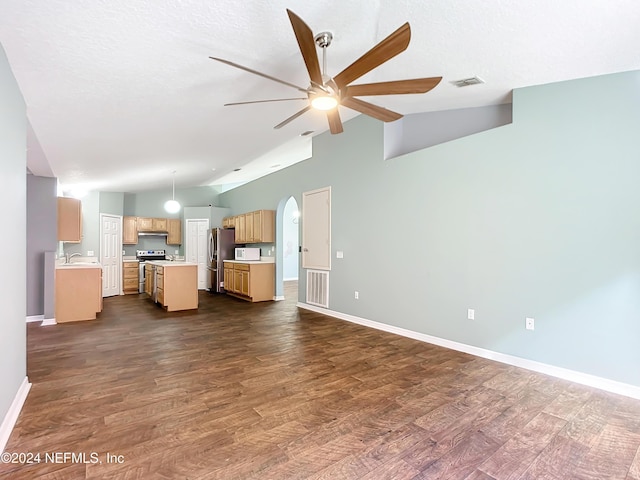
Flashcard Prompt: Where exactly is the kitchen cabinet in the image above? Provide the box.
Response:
[123,216,138,244]
[55,265,102,322]
[226,210,275,244]
[235,214,246,243]
[144,264,154,296]
[57,197,82,242]
[123,261,139,294]
[223,261,274,302]
[222,216,235,229]
[137,217,153,231]
[167,218,181,245]
[152,218,167,232]
[147,262,198,311]
[251,210,275,243]
[245,212,254,243]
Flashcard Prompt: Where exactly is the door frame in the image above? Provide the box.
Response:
[99,213,123,296]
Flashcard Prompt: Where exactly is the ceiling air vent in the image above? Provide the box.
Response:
[452,76,485,87]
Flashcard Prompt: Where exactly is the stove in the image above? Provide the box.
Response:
[136,250,166,293]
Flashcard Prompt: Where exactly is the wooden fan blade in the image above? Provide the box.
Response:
[210,57,308,93]
[327,110,343,134]
[341,97,403,122]
[333,23,411,88]
[286,10,322,85]
[274,105,312,129]
[346,77,442,97]
[225,98,308,106]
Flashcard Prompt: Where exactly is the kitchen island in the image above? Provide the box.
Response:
[145,260,198,311]
[55,262,103,323]
[223,260,274,302]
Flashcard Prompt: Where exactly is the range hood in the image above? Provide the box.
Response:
[137,232,168,237]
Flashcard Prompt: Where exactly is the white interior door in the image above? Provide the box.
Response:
[100,214,122,297]
[186,219,209,289]
[302,186,331,270]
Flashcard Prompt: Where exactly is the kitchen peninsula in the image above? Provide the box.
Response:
[55,262,103,323]
[144,261,198,311]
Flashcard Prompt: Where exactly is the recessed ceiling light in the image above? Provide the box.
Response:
[452,76,484,87]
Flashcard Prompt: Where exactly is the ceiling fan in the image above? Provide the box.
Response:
[210,9,442,134]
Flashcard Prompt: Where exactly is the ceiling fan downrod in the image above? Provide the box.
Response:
[314,31,333,83]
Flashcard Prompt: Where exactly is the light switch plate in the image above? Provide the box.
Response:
[336,251,344,258]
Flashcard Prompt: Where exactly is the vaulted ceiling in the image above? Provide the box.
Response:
[2,0,639,194]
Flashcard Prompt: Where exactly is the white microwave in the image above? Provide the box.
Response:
[235,247,260,261]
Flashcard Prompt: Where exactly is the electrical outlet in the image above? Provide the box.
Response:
[336,251,344,258]
[467,309,475,320]
[354,291,359,300]
[174,250,179,254]
[526,317,535,330]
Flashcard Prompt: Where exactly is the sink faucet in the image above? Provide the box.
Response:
[65,252,82,264]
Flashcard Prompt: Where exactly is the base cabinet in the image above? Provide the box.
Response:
[55,267,102,322]
[147,264,198,311]
[123,261,139,294]
[223,261,274,302]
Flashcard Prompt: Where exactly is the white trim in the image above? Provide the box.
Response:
[26,315,44,323]
[273,295,285,301]
[0,377,31,453]
[283,277,299,282]
[296,302,640,400]
[41,318,57,326]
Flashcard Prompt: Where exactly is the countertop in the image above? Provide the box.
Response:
[223,259,275,265]
[145,260,197,267]
[55,262,102,270]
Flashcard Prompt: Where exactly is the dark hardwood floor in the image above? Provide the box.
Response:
[3,281,640,479]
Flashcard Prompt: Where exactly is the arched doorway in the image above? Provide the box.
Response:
[275,195,300,300]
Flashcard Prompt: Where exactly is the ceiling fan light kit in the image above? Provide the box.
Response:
[210,9,442,134]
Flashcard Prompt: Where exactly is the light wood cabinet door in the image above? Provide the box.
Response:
[167,219,181,245]
[253,210,275,243]
[137,217,153,231]
[223,264,234,292]
[235,214,246,243]
[57,197,82,242]
[152,218,167,232]
[144,265,153,296]
[245,212,254,242]
[123,216,138,244]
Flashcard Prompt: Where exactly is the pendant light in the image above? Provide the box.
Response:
[164,171,181,213]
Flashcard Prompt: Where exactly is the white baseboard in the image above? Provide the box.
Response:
[273,296,285,301]
[296,302,640,400]
[0,377,31,453]
[25,315,44,323]
[41,318,57,326]
[283,277,299,282]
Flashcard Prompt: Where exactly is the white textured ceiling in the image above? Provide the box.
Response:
[2,0,639,193]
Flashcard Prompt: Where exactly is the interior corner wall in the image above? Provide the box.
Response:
[0,42,28,428]
[26,175,57,316]
[219,70,640,388]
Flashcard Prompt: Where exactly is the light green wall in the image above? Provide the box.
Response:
[220,70,640,388]
[123,186,220,217]
[0,42,27,430]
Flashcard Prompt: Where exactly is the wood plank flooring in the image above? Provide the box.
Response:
[3,282,640,479]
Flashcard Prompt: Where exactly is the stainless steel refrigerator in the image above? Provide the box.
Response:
[207,228,235,293]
